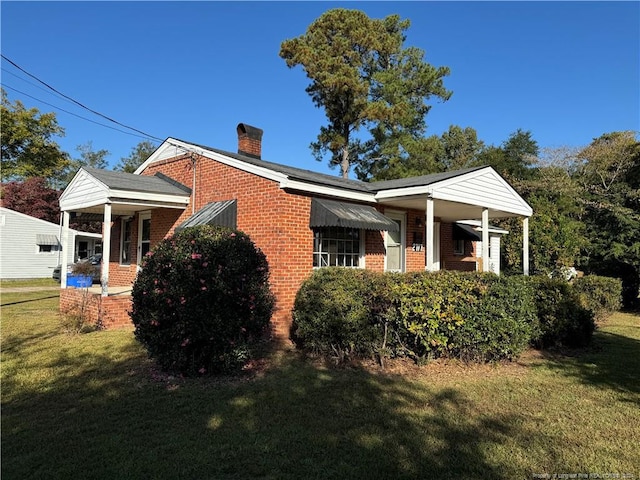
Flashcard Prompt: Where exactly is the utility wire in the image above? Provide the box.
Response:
[2,83,160,143]
[2,67,70,104]
[1,54,164,142]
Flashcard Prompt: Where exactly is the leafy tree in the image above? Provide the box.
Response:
[360,135,444,181]
[0,89,69,183]
[576,131,640,307]
[493,143,589,275]
[58,141,110,187]
[438,125,485,171]
[280,9,451,178]
[1,177,61,223]
[477,129,538,180]
[115,140,157,173]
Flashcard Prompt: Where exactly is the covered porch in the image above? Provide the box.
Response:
[372,166,533,274]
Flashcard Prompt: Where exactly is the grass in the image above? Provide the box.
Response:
[1,277,59,288]
[2,284,639,479]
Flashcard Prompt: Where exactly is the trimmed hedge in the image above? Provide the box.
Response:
[573,275,622,320]
[130,225,275,376]
[292,269,539,364]
[292,270,620,364]
[528,276,594,349]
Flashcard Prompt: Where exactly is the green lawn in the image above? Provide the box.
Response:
[2,287,639,479]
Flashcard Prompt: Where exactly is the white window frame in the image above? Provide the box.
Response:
[120,217,133,265]
[137,212,151,270]
[384,211,406,272]
[312,226,365,269]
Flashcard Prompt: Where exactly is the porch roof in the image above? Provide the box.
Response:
[59,167,191,215]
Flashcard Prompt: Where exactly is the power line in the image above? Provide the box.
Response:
[1,54,164,142]
[2,83,160,143]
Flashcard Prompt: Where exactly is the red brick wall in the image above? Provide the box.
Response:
[60,289,133,330]
[440,222,478,272]
[139,154,316,339]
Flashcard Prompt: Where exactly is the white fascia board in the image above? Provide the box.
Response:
[458,220,509,235]
[431,189,532,217]
[60,193,110,212]
[109,199,189,210]
[280,179,376,203]
[110,189,190,205]
[142,139,377,203]
[138,138,290,184]
[375,185,433,200]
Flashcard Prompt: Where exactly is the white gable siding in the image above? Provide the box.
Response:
[432,170,532,217]
[59,171,108,211]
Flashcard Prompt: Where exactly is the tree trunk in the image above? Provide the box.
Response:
[341,147,349,179]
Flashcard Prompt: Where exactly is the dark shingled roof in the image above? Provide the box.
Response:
[366,166,488,191]
[82,167,191,196]
[179,140,488,194]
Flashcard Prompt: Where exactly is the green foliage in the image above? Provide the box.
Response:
[293,270,540,364]
[291,268,383,361]
[0,88,69,183]
[577,131,640,309]
[573,275,622,320]
[58,141,111,187]
[452,275,538,361]
[130,225,275,376]
[280,9,450,178]
[115,140,157,173]
[529,276,594,348]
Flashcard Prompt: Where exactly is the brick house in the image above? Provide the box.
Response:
[58,123,532,337]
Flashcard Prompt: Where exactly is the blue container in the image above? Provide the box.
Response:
[67,274,93,288]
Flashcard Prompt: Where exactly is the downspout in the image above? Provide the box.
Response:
[191,153,197,214]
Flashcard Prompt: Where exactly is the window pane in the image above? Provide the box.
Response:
[387,245,401,271]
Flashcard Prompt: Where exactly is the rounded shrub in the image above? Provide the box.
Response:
[130,225,275,376]
[573,275,622,320]
[291,268,384,362]
[529,276,594,348]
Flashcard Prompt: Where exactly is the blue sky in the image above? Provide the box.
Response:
[2,1,638,176]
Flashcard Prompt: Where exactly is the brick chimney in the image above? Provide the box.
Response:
[237,123,263,159]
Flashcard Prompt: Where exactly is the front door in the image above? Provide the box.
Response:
[137,212,151,270]
[385,213,405,272]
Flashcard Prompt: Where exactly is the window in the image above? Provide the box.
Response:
[38,244,59,253]
[36,234,60,254]
[140,216,151,258]
[453,239,465,255]
[313,227,362,268]
[120,218,132,265]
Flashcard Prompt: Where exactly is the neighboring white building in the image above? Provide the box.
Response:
[0,207,101,279]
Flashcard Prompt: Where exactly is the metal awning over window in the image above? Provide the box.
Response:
[310,198,399,231]
[453,223,482,241]
[36,234,60,245]
[175,200,237,232]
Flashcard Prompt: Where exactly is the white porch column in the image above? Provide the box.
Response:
[426,197,434,271]
[101,203,112,297]
[522,216,530,276]
[61,211,70,288]
[481,208,489,272]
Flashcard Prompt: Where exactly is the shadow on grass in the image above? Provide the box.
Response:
[1,294,60,307]
[538,326,640,405]
[2,332,558,480]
